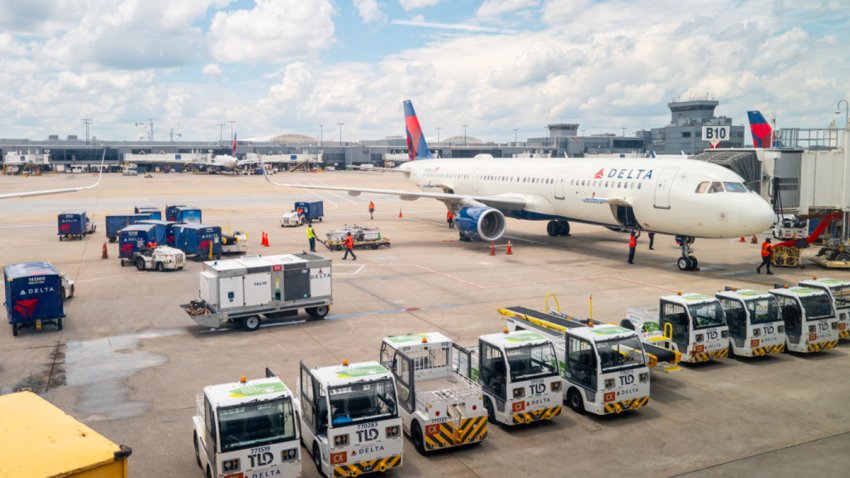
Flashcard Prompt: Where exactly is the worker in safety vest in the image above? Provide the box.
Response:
[368,201,375,220]
[306,224,317,252]
[757,237,773,274]
[343,232,357,260]
[296,207,304,222]
[446,210,454,229]
[628,230,641,264]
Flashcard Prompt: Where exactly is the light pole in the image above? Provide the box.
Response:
[620,127,626,137]
[135,118,154,141]
[169,128,181,142]
[319,123,324,146]
[337,122,344,145]
[837,100,849,128]
[436,127,441,144]
[217,123,226,142]
[513,128,519,144]
[462,124,468,146]
[81,118,92,143]
[227,120,236,142]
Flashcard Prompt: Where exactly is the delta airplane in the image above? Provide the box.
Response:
[264,100,775,271]
[0,151,105,199]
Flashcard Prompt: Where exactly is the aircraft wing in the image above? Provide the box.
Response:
[0,151,106,200]
[262,171,527,210]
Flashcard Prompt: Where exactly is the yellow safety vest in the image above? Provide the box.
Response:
[306,227,316,239]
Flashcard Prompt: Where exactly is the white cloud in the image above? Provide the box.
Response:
[209,0,335,64]
[354,0,386,23]
[391,19,516,33]
[477,0,539,18]
[202,63,223,77]
[399,0,442,11]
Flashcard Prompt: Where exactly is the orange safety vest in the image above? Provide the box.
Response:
[761,242,772,257]
[447,210,454,220]
[629,235,637,248]
[368,201,375,210]
[345,236,354,249]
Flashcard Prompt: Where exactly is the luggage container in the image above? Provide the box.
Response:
[181,253,332,330]
[4,261,68,336]
[175,206,202,224]
[294,200,323,222]
[57,210,95,240]
[173,223,221,259]
[134,206,162,220]
[118,224,156,263]
[136,219,177,246]
[166,204,187,222]
[716,288,786,357]
[0,391,131,477]
[105,214,151,242]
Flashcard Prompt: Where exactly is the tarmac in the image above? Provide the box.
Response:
[0,171,848,477]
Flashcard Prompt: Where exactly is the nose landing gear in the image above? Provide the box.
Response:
[675,235,700,271]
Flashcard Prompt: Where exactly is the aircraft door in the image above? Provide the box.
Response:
[555,171,568,199]
[653,169,678,209]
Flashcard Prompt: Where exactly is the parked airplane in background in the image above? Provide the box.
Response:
[264,101,775,271]
[0,151,105,199]
[747,110,776,148]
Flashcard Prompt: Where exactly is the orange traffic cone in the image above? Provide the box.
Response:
[265,232,271,247]
[506,241,513,255]
[102,242,108,259]
[398,208,403,218]
[751,235,758,244]
[489,242,495,256]
[739,236,745,242]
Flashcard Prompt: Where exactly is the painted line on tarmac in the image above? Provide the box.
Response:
[75,272,138,283]
[328,303,460,321]
[335,264,365,275]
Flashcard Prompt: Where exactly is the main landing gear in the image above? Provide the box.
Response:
[547,220,570,237]
[675,235,699,271]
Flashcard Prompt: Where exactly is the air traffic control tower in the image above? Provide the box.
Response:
[639,98,745,154]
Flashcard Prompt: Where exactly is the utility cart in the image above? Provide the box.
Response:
[768,286,840,353]
[325,225,390,251]
[4,261,74,336]
[715,288,786,357]
[129,245,185,271]
[57,210,96,240]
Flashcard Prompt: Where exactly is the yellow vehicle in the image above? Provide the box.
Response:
[0,391,132,477]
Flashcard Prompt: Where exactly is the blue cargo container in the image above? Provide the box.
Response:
[57,211,87,240]
[3,261,65,336]
[136,219,177,245]
[294,201,324,222]
[134,206,162,220]
[165,204,187,222]
[174,206,202,224]
[118,224,156,260]
[173,224,221,259]
[105,214,151,242]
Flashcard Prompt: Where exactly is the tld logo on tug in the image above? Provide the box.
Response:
[593,168,654,180]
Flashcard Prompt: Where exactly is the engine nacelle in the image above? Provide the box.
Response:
[455,206,506,241]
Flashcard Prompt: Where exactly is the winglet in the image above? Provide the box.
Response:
[747,111,773,148]
[0,148,105,199]
[404,100,433,161]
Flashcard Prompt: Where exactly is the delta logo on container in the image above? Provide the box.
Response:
[593,168,654,180]
[13,299,39,318]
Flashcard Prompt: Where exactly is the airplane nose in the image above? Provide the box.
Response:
[748,199,776,234]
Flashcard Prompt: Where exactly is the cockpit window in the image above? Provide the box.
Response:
[724,182,748,192]
[695,182,709,193]
[708,182,725,193]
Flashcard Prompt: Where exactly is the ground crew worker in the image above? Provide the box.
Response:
[648,232,655,250]
[296,207,304,222]
[343,231,357,260]
[757,237,773,274]
[446,209,454,229]
[628,230,641,264]
[368,201,375,220]
[306,224,317,252]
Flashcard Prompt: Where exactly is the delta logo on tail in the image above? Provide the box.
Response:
[231,133,238,157]
[404,100,432,161]
[747,111,773,148]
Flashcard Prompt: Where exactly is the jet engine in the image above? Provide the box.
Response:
[455,206,506,241]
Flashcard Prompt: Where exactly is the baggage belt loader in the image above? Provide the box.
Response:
[499,307,652,416]
[716,288,786,357]
[299,360,403,477]
[193,370,300,478]
[768,285,840,353]
[379,332,488,454]
[457,329,563,426]
[623,293,730,364]
[798,277,850,339]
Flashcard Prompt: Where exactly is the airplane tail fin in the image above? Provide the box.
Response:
[231,133,238,157]
[747,111,773,148]
[404,100,433,161]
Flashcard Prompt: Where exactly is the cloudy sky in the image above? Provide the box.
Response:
[1,0,848,143]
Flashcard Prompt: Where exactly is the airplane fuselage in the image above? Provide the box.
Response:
[402,157,774,238]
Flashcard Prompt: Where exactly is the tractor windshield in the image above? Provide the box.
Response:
[800,294,834,320]
[829,285,850,308]
[329,378,398,426]
[688,301,726,329]
[218,397,296,452]
[505,343,559,381]
[745,297,782,325]
[597,335,646,372]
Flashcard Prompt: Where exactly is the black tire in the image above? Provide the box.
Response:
[59,236,63,242]
[194,432,201,467]
[135,257,145,271]
[370,244,379,249]
[57,318,63,331]
[558,220,570,236]
[484,397,496,424]
[837,253,850,262]
[110,237,116,243]
[156,262,164,272]
[411,421,426,455]
[689,256,699,270]
[242,316,261,331]
[69,284,75,299]
[313,442,326,477]
[567,388,584,414]
[60,286,66,300]
[677,257,690,271]
[546,221,558,237]
[12,323,18,337]
[307,305,330,320]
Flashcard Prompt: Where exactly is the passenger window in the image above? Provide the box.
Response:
[637,183,642,189]
[708,182,724,193]
[695,182,709,193]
